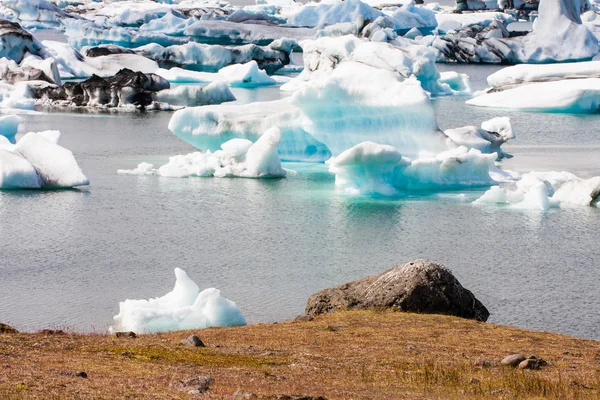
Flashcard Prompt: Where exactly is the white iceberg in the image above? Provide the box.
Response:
[328,142,510,196]
[154,81,236,107]
[466,78,600,113]
[42,40,159,79]
[14,131,89,188]
[444,117,514,159]
[283,35,470,96]
[110,268,247,334]
[474,171,600,210]
[168,61,441,162]
[486,61,600,88]
[217,61,277,87]
[118,127,286,178]
[0,148,43,189]
[0,130,88,189]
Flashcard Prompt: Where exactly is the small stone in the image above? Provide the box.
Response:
[501,354,526,367]
[182,335,205,347]
[473,358,493,368]
[62,371,87,378]
[325,325,347,332]
[233,390,258,399]
[0,323,17,334]
[519,359,539,370]
[115,331,137,338]
[470,377,480,384]
[518,356,548,370]
[40,329,65,335]
[294,314,314,322]
[172,376,214,394]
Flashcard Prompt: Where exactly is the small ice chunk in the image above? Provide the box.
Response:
[0,149,43,189]
[15,132,89,188]
[553,177,600,206]
[110,268,246,334]
[217,61,277,87]
[0,114,21,143]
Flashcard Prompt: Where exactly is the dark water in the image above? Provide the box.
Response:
[1,65,599,340]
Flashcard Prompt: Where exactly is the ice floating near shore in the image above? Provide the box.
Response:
[328,143,511,196]
[111,268,246,334]
[474,172,600,210]
[118,127,286,178]
[0,131,88,189]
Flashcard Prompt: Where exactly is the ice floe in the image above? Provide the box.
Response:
[0,130,88,189]
[328,143,511,196]
[467,78,600,113]
[110,268,246,334]
[118,127,286,178]
[474,172,600,210]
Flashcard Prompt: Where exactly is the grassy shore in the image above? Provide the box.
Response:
[1,310,599,399]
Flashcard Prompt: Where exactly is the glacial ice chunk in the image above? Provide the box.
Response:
[110,268,247,334]
[15,132,89,188]
[474,171,600,209]
[467,78,600,113]
[0,148,43,189]
[486,61,600,88]
[0,114,20,143]
[217,61,277,87]
[118,128,286,179]
[444,117,514,159]
[328,143,507,196]
[169,61,442,162]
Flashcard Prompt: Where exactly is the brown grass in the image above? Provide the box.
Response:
[1,310,600,399]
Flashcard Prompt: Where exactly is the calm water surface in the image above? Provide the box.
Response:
[1,65,599,339]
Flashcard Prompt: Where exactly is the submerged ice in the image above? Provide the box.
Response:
[111,268,246,334]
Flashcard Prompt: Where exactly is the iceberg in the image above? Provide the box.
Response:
[444,117,514,159]
[328,143,509,196]
[15,131,89,188]
[474,171,600,210]
[486,61,600,87]
[283,35,470,96]
[217,61,278,87]
[466,78,600,113]
[118,127,286,178]
[169,61,442,162]
[0,18,44,63]
[0,130,88,189]
[181,19,315,45]
[131,40,293,73]
[43,40,159,79]
[435,11,514,33]
[0,148,43,189]
[110,268,247,334]
[430,0,599,64]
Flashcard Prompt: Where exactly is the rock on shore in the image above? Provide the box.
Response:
[305,260,489,322]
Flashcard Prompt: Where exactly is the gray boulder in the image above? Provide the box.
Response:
[305,260,489,322]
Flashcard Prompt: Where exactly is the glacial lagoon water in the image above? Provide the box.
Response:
[1,65,599,339]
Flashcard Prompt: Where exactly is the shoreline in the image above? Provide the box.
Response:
[2,310,600,399]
